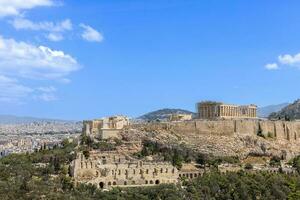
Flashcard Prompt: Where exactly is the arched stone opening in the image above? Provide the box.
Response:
[155,180,160,185]
[99,182,104,189]
[113,181,116,185]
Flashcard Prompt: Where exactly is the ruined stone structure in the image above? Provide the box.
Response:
[71,151,202,189]
[83,116,130,139]
[197,101,257,119]
[169,113,193,122]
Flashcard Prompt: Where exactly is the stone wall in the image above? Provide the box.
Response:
[132,120,300,144]
[71,151,201,189]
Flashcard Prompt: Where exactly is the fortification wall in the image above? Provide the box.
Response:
[195,120,235,136]
[132,120,300,144]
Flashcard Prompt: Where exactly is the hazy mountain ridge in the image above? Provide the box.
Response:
[269,99,300,120]
[0,114,77,124]
[258,103,289,118]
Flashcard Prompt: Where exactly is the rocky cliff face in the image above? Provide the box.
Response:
[269,99,300,120]
[123,119,300,160]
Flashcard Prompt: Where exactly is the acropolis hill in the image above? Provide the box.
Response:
[83,101,300,161]
[74,100,300,189]
[131,102,300,159]
[131,119,300,159]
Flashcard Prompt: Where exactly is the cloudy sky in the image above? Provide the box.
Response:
[0,0,300,120]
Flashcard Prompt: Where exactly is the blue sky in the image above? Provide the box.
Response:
[0,0,300,120]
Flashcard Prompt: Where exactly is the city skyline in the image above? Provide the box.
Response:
[1,0,300,120]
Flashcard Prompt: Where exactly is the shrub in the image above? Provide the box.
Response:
[270,156,281,167]
[244,163,253,170]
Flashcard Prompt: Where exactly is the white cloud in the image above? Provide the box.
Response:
[0,75,33,102]
[0,0,54,17]
[60,78,71,84]
[8,8,72,41]
[0,76,60,103]
[11,18,72,41]
[34,92,57,101]
[35,86,57,101]
[0,36,80,103]
[265,63,278,70]
[80,23,103,42]
[37,86,56,93]
[11,18,72,32]
[46,33,64,41]
[278,53,300,67]
[0,1,85,103]
[0,35,80,80]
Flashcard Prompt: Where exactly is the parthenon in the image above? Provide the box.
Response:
[197,101,257,119]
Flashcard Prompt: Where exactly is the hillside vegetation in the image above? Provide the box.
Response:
[138,108,195,122]
[1,138,300,199]
[269,99,300,120]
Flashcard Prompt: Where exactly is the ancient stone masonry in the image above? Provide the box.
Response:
[130,119,300,160]
[169,114,193,122]
[83,116,130,139]
[197,101,257,119]
[71,151,202,189]
[136,119,300,142]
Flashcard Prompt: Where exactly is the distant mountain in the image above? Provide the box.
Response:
[258,103,289,118]
[0,115,76,124]
[269,99,300,120]
[137,108,196,122]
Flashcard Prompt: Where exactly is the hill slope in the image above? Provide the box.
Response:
[138,108,196,121]
[258,103,289,118]
[269,99,300,120]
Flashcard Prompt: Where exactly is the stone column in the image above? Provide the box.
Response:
[220,106,223,117]
[226,106,229,117]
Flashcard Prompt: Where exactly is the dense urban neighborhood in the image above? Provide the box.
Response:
[0,121,81,157]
